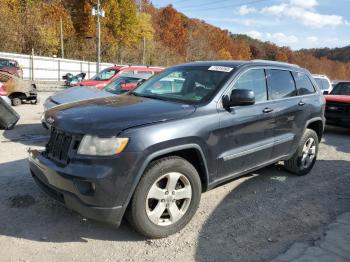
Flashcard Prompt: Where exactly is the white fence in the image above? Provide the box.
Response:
[0,51,114,81]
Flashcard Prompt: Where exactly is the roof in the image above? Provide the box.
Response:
[312,74,329,78]
[106,65,164,70]
[176,60,301,69]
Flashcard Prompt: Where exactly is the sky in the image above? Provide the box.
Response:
[151,0,350,50]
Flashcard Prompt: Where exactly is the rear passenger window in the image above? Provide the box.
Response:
[267,70,296,100]
[293,72,316,95]
[233,69,267,102]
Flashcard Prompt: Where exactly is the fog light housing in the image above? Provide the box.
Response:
[74,180,95,196]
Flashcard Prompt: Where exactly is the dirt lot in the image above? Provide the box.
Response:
[0,92,350,262]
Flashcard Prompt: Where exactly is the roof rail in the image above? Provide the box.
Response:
[251,59,300,68]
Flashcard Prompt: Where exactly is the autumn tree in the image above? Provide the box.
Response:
[155,6,187,56]
[0,0,22,53]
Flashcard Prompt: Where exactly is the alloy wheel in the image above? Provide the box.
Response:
[301,137,316,168]
[146,172,192,226]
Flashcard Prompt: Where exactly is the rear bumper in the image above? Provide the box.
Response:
[28,149,131,226]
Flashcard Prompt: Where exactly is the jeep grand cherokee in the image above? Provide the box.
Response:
[29,60,325,238]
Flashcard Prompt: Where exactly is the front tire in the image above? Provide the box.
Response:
[284,129,319,176]
[127,156,202,238]
[11,97,22,106]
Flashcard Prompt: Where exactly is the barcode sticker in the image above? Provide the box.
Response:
[208,66,233,72]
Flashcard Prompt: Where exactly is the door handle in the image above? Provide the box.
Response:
[263,107,274,113]
[298,101,306,106]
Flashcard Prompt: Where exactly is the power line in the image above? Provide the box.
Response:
[175,0,250,9]
[155,0,187,6]
[178,0,273,12]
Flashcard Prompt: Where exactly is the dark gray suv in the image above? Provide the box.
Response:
[29,60,325,238]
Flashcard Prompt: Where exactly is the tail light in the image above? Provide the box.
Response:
[0,85,6,96]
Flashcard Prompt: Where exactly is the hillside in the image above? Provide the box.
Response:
[0,0,349,79]
[301,46,350,63]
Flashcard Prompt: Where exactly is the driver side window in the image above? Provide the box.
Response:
[234,69,267,103]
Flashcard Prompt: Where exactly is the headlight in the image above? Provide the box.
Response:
[43,97,51,111]
[77,135,129,156]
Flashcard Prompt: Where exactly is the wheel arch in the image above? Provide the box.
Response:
[121,144,210,217]
[305,118,324,142]
[9,92,26,99]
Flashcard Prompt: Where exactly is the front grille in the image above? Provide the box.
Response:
[45,128,75,165]
[326,102,350,115]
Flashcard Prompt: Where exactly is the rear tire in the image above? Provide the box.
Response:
[127,156,202,238]
[11,97,22,106]
[284,129,319,176]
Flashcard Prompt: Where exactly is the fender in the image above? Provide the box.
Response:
[304,116,325,140]
[119,143,210,218]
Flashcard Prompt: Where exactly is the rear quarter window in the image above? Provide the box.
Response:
[136,71,153,75]
[293,72,316,95]
[266,69,297,100]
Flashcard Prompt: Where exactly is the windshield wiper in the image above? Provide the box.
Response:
[129,92,166,100]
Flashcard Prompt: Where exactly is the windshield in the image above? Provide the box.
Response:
[315,78,331,91]
[0,59,17,67]
[91,68,119,81]
[314,78,324,89]
[104,77,145,95]
[131,66,233,104]
[330,82,350,96]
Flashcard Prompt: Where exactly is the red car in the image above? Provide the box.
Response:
[79,65,164,89]
[325,81,350,127]
[0,58,23,78]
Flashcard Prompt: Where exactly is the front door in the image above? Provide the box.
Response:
[216,68,275,180]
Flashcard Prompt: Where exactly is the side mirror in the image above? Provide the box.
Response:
[222,89,255,108]
[323,90,329,95]
[121,83,137,91]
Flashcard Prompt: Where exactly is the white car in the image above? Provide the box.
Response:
[312,74,332,94]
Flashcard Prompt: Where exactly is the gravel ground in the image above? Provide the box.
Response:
[0,92,349,262]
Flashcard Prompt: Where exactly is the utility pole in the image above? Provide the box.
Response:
[92,1,104,72]
[60,17,64,59]
[139,0,146,65]
[96,0,101,73]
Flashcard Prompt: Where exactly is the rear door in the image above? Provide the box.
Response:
[217,68,275,179]
[266,69,310,159]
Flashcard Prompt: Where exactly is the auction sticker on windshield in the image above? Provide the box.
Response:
[208,66,234,72]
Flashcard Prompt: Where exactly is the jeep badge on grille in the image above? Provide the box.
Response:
[46,116,55,124]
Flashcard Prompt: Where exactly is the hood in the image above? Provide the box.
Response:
[51,86,113,105]
[45,95,196,136]
[325,95,350,104]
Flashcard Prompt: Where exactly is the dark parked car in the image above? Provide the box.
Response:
[324,81,350,127]
[29,60,325,238]
[0,58,23,78]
